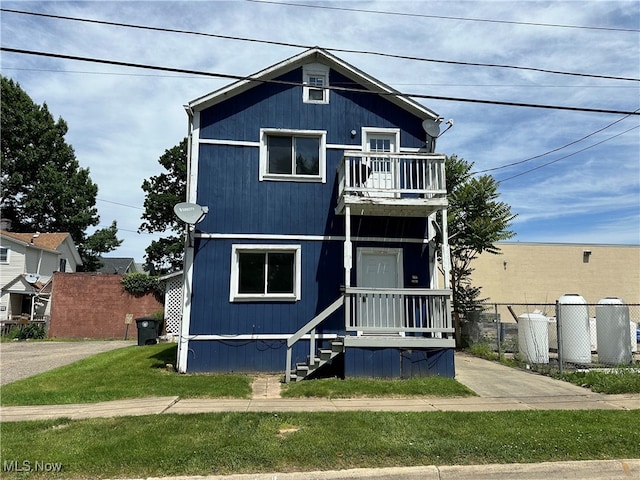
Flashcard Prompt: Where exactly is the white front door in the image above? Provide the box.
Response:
[357,248,404,332]
[363,130,399,196]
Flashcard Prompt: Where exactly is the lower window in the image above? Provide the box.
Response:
[230,244,301,302]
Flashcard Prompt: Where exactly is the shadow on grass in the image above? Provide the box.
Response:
[146,343,178,369]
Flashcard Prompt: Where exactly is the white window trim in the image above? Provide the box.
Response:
[230,244,302,302]
[259,128,327,183]
[362,127,401,152]
[303,63,330,104]
[0,247,9,264]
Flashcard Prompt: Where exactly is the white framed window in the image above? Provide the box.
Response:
[0,247,9,263]
[230,244,301,302]
[259,129,326,183]
[303,63,330,104]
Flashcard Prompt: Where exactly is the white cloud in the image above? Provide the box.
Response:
[2,0,638,263]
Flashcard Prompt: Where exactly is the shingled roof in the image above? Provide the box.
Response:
[0,230,71,251]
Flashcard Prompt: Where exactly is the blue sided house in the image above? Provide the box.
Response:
[176,48,455,381]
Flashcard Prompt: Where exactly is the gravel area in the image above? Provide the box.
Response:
[0,340,135,385]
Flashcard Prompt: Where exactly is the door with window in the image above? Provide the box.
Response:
[363,130,398,197]
[356,248,404,333]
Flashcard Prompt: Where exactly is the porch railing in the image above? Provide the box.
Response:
[345,288,453,336]
[285,296,344,383]
[338,151,447,199]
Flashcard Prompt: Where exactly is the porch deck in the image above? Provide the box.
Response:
[336,151,448,217]
[285,289,454,382]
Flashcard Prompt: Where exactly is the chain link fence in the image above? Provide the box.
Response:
[462,300,640,374]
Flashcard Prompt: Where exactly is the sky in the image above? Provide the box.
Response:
[1,0,639,264]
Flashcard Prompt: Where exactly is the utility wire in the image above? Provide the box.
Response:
[245,0,640,33]
[2,47,639,116]
[4,67,639,89]
[474,109,640,174]
[2,8,638,82]
[497,125,640,183]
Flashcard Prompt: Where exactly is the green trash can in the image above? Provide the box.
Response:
[136,317,160,346]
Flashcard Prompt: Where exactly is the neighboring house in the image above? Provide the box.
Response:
[177,48,454,380]
[97,257,143,275]
[0,230,82,323]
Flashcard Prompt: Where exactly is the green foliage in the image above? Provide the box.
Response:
[0,76,122,270]
[557,368,640,394]
[139,138,188,274]
[466,343,499,361]
[17,323,47,340]
[282,377,475,398]
[1,343,252,405]
[2,410,639,478]
[120,272,161,296]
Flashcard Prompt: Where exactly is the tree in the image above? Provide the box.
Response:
[1,76,122,270]
[139,138,188,274]
[440,155,516,344]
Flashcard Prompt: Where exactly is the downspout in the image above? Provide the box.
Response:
[344,204,352,329]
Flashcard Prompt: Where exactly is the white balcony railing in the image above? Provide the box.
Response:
[345,288,453,337]
[338,151,447,200]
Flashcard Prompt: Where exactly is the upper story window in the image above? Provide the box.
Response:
[260,129,326,183]
[230,244,301,302]
[303,63,330,104]
[59,258,67,272]
[0,247,8,263]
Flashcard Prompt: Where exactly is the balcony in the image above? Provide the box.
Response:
[344,287,454,348]
[336,151,448,217]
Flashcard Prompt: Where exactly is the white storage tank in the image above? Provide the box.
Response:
[558,294,591,364]
[596,297,631,365]
[518,312,549,364]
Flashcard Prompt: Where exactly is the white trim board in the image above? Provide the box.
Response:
[196,232,431,244]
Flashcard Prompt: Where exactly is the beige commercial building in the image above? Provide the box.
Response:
[469,243,640,321]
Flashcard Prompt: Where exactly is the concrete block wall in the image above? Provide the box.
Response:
[48,272,163,339]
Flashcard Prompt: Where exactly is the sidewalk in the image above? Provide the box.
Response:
[1,353,639,422]
[2,353,639,480]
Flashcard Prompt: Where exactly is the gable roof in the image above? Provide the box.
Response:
[97,257,136,274]
[1,230,70,251]
[0,230,82,265]
[186,47,439,121]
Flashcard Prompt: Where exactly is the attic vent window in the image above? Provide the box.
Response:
[303,63,329,104]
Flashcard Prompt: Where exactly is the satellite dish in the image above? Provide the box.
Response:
[25,274,39,284]
[173,202,208,225]
[422,118,443,138]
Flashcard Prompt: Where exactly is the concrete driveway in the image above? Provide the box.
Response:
[0,340,135,385]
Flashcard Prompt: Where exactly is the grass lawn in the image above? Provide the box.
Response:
[282,376,475,398]
[0,343,252,405]
[1,410,638,479]
[558,368,640,394]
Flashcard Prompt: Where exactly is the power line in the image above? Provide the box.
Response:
[2,47,639,116]
[4,67,638,89]
[245,0,640,33]
[497,125,640,183]
[474,110,640,174]
[97,198,144,210]
[2,8,638,82]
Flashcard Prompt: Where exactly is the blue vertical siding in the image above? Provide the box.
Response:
[188,62,442,374]
[345,348,454,378]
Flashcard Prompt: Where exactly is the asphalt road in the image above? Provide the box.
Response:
[0,340,135,385]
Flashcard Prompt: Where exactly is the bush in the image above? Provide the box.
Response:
[3,323,48,340]
[121,273,161,297]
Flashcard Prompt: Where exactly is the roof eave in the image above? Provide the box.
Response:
[186,48,439,121]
